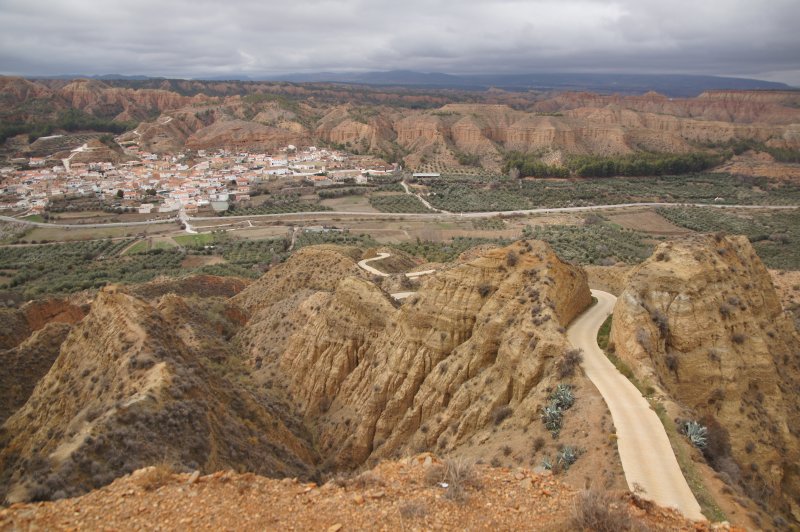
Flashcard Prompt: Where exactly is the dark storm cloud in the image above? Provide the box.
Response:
[0,0,798,83]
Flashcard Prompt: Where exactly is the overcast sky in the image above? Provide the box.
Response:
[1,0,798,84]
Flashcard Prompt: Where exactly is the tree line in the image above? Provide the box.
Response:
[503,151,723,178]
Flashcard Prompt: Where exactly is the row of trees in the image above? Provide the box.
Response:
[571,152,723,177]
[502,152,570,178]
[503,150,723,178]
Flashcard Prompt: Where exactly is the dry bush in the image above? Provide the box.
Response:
[532,436,546,453]
[398,500,428,519]
[135,463,176,491]
[491,405,513,426]
[571,488,644,531]
[424,463,445,486]
[426,458,479,503]
[649,309,669,337]
[443,458,479,502]
[349,470,386,489]
[557,348,583,379]
[506,251,519,266]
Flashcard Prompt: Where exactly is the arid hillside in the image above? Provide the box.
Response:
[233,241,609,477]
[1,236,798,529]
[0,287,317,504]
[610,235,800,525]
[0,241,625,507]
[3,76,799,171]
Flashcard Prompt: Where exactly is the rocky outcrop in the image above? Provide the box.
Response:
[235,242,607,483]
[55,79,202,122]
[0,77,53,108]
[0,457,700,532]
[610,235,800,523]
[0,241,624,505]
[185,119,310,151]
[533,90,800,125]
[0,298,86,351]
[4,76,797,168]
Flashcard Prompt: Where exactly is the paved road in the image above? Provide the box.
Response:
[567,290,704,521]
[3,203,797,230]
[0,214,178,228]
[178,209,197,234]
[187,202,797,223]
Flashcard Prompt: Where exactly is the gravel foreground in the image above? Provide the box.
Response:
[0,454,735,531]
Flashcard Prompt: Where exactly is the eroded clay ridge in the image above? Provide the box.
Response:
[2,241,624,504]
[610,234,800,523]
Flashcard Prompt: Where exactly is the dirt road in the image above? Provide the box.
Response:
[567,290,704,521]
[357,252,436,301]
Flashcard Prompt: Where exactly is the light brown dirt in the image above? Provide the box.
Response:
[607,209,693,236]
[717,151,800,182]
[180,255,226,268]
[0,456,708,532]
[584,264,633,295]
[770,269,800,330]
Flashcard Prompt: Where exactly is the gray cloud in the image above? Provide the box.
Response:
[0,0,798,83]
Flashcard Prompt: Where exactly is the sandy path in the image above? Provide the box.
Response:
[357,252,393,277]
[400,181,450,213]
[567,289,704,521]
[357,252,436,301]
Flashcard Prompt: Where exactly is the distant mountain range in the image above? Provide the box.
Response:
[262,70,794,97]
[33,70,794,97]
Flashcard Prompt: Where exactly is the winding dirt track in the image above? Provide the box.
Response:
[567,290,704,520]
[357,252,435,301]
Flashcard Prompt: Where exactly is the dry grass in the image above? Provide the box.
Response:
[398,500,428,519]
[135,463,177,492]
[348,470,386,489]
[423,458,480,502]
[571,488,645,532]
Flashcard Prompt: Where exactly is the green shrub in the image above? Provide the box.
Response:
[683,420,708,449]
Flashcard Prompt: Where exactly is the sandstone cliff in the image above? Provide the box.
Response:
[55,79,203,122]
[533,90,800,125]
[0,240,645,505]
[233,241,618,490]
[0,298,86,351]
[610,235,800,523]
[186,118,310,152]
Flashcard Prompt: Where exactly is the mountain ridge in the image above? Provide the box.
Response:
[22,71,794,97]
